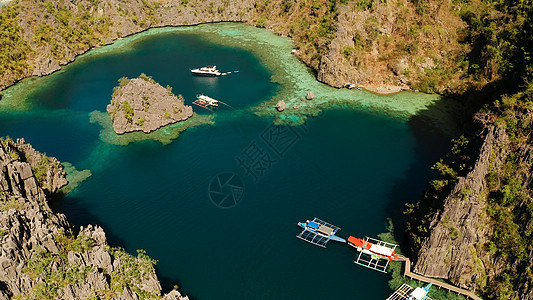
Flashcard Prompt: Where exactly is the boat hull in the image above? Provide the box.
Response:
[191,69,221,76]
[191,72,220,76]
[330,235,347,243]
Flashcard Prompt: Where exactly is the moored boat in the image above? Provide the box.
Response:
[296,218,346,247]
[191,65,222,76]
[347,236,405,261]
[193,94,219,109]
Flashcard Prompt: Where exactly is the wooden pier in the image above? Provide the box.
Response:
[402,258,483,300]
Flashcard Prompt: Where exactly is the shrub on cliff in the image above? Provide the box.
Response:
[0,4,33,84]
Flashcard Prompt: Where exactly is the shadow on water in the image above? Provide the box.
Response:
[382,96,460,254]
[383,77,509,257]
[50,194,128,250]
[50,176,193,297]
[52,194,193,296]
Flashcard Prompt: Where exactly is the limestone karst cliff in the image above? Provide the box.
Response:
[412,125,508,289]
[0,137,188,299]
[403,2,533,297]
[0,0,492,94]
[407,106,533,299]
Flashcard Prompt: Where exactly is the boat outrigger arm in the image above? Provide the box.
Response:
[296,218,346,248]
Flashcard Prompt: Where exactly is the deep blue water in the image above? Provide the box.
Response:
[0,28,450,299]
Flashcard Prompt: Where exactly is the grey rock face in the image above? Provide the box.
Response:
[3,138,67,194]
[0,139,188,299]
[413,126,509,290]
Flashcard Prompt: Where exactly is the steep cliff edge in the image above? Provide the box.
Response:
[0,137,188,299]
[316,0,466,91]
[411,125,508,289]
[407,104,533,299]
[403,3,533,297]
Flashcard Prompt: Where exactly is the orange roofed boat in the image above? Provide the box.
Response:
[347,236,406,273]
[348,236,406,261]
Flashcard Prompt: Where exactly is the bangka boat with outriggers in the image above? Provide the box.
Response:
[387,282,433,300]
[193,94,219,110]
[347,236,406,273]
[296,218,346,248]
[191,65,222,76]
[192,95,235,111]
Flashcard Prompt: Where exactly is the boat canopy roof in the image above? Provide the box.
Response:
[307,221,319,229]
[317,224,334,236]
[410,287,428,300]
[297,217,343,248]
[369,243,394,256]
[348,236,364,247]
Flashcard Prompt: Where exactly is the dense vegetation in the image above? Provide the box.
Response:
[0,3,32,86]
[482,87,533,298]
[0,0,160,90]
[0,0,519,93]
[253,0,345,70]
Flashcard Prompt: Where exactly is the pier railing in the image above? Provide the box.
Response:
[402,258,483,300]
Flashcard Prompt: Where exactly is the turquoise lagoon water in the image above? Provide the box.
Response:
[0,24,451,299]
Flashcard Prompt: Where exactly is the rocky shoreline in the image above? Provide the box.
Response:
[0,0,476,95]
[0,137,188,299]
[1,0,528,298]
[0,0,255,92]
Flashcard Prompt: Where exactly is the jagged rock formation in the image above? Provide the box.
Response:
[0,137,188,299]
[0,137,67,195]
[412,126,509,291]
[107,75,193,135]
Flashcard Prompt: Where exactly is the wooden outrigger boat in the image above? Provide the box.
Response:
[347,236,406,273]
[296,218,346,248]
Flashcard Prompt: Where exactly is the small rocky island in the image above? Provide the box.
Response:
[107,74,193,134]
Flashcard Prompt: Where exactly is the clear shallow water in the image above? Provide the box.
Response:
[0,24,451,299]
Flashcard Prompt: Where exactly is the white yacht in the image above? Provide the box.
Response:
[191,65,222,76]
